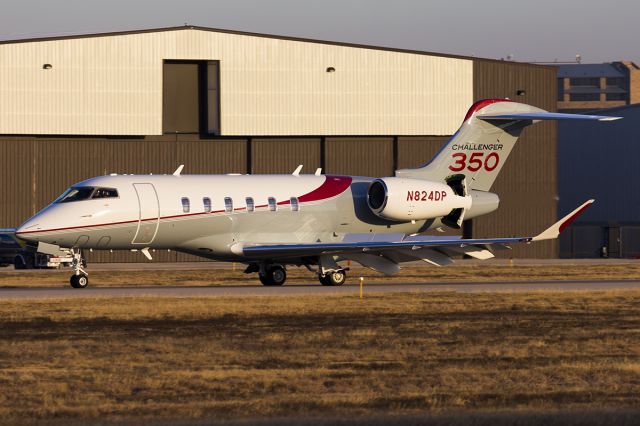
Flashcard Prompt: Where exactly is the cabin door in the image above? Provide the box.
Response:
[132,183,160,245]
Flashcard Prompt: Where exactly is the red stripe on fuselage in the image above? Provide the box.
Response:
[16,175,353,236]
[298,175,352,202]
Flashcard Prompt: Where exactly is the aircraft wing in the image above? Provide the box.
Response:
[240,200,593,274]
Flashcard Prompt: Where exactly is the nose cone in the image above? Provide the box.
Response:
[15,205,62,243]
[15,217,43,242]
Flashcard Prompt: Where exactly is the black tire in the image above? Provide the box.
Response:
[319,270,346,286]
[319,274,331,286]
[258,273,273,286]
[70,274,89,289]
[259,265,286,286]
[14,255,26,270]
[24,255,35,269]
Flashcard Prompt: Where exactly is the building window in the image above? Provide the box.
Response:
[606,77,626,88]
[569,93,600,102]
[606,92,627,101]
[569,77,600,87]
[246,197,255,212]
[290,197,299,212]
[224,197,233,213]
[268,197,277,212]
[181,197,190,213]
[203,197,211,213]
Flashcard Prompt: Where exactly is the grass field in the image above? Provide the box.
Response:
[1,263,640,287]
[1,290,640,425]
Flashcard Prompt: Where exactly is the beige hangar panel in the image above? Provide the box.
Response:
[0,27,473,136]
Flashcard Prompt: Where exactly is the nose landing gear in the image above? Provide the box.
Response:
[69,248,88,289]
[319,269,347,286]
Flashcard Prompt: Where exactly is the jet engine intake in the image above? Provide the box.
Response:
[367,178,472,222]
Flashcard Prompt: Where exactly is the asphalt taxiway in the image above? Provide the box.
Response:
[1,280,640,299]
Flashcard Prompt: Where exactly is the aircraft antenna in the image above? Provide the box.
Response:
[173,165,185,176]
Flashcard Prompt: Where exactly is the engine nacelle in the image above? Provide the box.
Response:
[367,177,472,222]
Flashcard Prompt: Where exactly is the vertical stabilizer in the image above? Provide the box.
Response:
[395,99,620,191]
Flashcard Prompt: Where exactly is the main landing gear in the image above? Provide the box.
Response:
[69,248,88,289]
[248,263,347,287]
[258,264,287,286]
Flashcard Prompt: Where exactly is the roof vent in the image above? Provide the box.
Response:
[42,64,52,70]
[326,67,336,73]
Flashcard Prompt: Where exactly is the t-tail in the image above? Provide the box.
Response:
[396,99,620,191]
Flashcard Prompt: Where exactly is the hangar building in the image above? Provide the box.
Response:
[558,103,640,258]
[0,26,557,262]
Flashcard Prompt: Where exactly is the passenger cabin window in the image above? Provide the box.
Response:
[203,197,211,213]
[57,186,118,203]
[246,197,255,212]
[224,197,233,213]
[268,197,277,212]
[290,197,299,212]
[181,197,190,213]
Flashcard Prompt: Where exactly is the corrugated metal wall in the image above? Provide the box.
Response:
[325,138,394,177]
[252,139,321,174]
[472,61,558,258]
[396,136,449,169]
[0,28,473,136]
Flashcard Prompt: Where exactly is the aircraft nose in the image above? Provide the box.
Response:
[15,219,42,242]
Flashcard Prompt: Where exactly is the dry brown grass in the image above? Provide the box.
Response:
[1,291,640,424]
[1,263,640,287]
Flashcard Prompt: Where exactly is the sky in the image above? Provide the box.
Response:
[1,0,639,64]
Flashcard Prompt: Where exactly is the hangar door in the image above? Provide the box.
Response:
[163,60,220,135]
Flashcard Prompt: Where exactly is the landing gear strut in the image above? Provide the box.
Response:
[319,269,347,286]
[69,248,88,289]
[259,264,287,286]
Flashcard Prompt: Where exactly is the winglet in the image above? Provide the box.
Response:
[292,165,303,176]
[173,165,185,176]
[532,199,594,242]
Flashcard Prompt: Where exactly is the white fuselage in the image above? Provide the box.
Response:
[16,173,498,263]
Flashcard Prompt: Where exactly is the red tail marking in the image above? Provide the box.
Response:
[463,99,514,122]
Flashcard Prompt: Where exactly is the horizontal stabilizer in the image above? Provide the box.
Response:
[477,112,621,122]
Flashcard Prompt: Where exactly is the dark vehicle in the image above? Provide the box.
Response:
[0,229,72,269]
[0,229,25,267]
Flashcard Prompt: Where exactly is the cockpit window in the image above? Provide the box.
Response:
[92,188,119,199]
[58,187,95,203]
[57,186,119,203]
